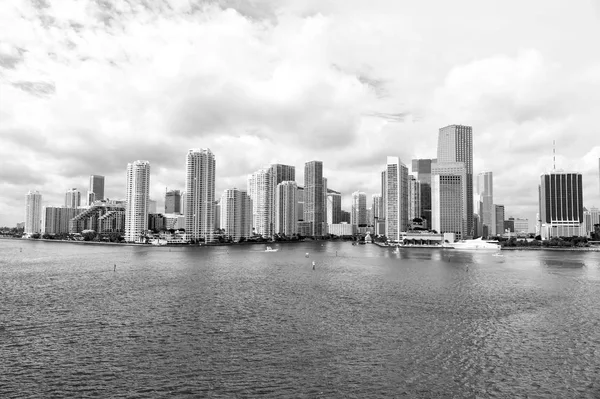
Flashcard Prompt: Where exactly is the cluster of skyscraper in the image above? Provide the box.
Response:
[23,125,600,242]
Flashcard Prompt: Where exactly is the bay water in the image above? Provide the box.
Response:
[1,239,600,398]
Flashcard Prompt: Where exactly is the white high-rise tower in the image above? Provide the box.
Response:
[185,149,216,242]
[25,190,42,234]
[385,156,409,243]
[125,160,150,242]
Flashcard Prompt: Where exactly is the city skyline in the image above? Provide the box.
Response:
[2,1,600,227]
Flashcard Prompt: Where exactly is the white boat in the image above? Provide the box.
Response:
[264,246,279,252]
[445,237,501,250]
[150,238,168,246]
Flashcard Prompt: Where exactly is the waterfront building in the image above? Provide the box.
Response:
[327,192,342,224]
[476,171,494,236]
[148,213,166,232]
[165,190,182,214]
[385,156,409,243]
[269,164,295,235]
[125,160,150,242]
[583,208,599,236]
[411,159,433,225]
[371,194,383,226]
[304,161,324,237]
[322,177,328,234]
[71,203,125,234]
[185,149,216,242]
[220,188,252,242]
[214,200,221,231]
[247,167,271,236]
[380,170,387,230]
[163,213,186,230]
[340,210,351,224]
[275,181,297,236]
[328,222,356,237]
[65,188,81,209]
[296,186,304,221]
[25,190,42,234]
[512,218,530,236]
[351,191,367,227]
[492,205,505,236]
[408,176,421,222]
[43,206,82,235]
[438,125,473,238]
[431,162,467,240]
[297,221,312,237]
[89,175,105,201]
[539,171,584,239]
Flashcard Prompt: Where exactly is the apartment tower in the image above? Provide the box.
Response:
[25,190,42,234]
[275,181,298,236]
[125,160,150,242]
[304,161,324,237]
[385,156,409,242]
[185,149,216,242]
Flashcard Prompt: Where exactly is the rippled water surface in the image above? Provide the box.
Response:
[2,239,600,398]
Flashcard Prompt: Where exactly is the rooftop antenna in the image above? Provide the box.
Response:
[553,140,556,171]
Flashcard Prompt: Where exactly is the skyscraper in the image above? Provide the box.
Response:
[165,190,182,214]
[327,192,342,224]
[270,164,295,234]
[65,188,81,208]
[476,171,493,236]
[186,149,216,242]
[25,190,42,234]
[220,188,252,242]
[275,181,298,236]
[304,161,324,237]
[351,191,367,226]
[385,156,409,242]
[89,175,105,201]
[437,125,473,237]
[408,176,421,222]
[371,194,383,225]
[411,159,433,224]
[539,171,584,239]
[431,162,467,239]
[248,167,271,236]
[125,160,150,242]
[493,204,505,236]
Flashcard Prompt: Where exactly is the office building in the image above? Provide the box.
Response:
[125,160,150,242]
[65,188,81,208]
[214,200,221,231]
[322,177,328,233]
[43,206,82,235]
[340,210,351,224]
[275,181,297,236]
[408,176,421,221]
[296,186,304,221]
[165,190,182,214]
[385,156,409,242]
[431,162,467,240]
[437,125,473,237]
[89,175,105,201]
[269,164,295,234]
[25,190,42,234]
[583,208,599,236]
[304,161,324,237]
[185,149,216,242]
[351,191,367,227]
[492,205,505,236]
[371,194,383,226]
[476,171,494,236]
[327,192,342,224]
[412,159,433,225]
[220,188,252,242]
[539,171,584,239]
[148,199,157,214]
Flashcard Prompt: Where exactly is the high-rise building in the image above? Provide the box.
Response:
[476,171,494,236]
[304,161,324,237]
[412,159,433,224]
[65,188,81,208]
[148,199,157,214]
[125,160,150,242]
[431,162,467,239]
[327,192,342,224]
[351,191,367,227]
[408,176,421,222]
[214,199,221,231]
[492,204,505,236]
[248,167,271,237]
[322,177,328,234]
[165,190,182,214]
[437,125,473,238]
[220,188,252,242]
[89,175,105,201]
[296,186,304,221]
[371,194,383,225]
[539,171,584,239]
[43,207,82,235]
[340,210,351,224]
[385,156,409,242]
[25,190,42,234]
[269,164,295,235]
[275,181,298,236]
[185,149,216,242]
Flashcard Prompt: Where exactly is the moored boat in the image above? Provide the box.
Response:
[445,237,501,250]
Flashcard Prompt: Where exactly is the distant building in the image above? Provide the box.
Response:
[296,186,304,221]
[25,190,42,234]
[275,181,297,236]
[493,205,505,236]
[297,221,312,237]
[340,210,351,224]
[248,167,271,236]
[125,160,150,242]
[437,125,473,237]
[164,214,186,230]
[70,203,125,234]
[214,200,221,230]
[431,162,467,240]
[503,219,514,233]
[408,175,421,222]
[371,194,383,226]
[148,199,157,214]
[43,207,83,235]
[65,188,81,209]
[476,171,494,235]
[304,161,324,237]
[351,191,367,227]
[186,149,216,242]
[511,217,529,236]
[327,192,342,224]
[539,171,584,239]
[385,156,409,242]
[89,175,105,201]
[411,159,433,224]
[165,190,182,214]
[328,222,356,237]
[220,188,252,242]
[148,213,166,232]
[583,208,599,236]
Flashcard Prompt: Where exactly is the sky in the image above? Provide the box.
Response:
[1,0,600,229]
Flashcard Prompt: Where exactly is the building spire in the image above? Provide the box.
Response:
[553,140,556,171]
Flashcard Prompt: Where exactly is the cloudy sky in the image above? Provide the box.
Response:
[1,0,600,228]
